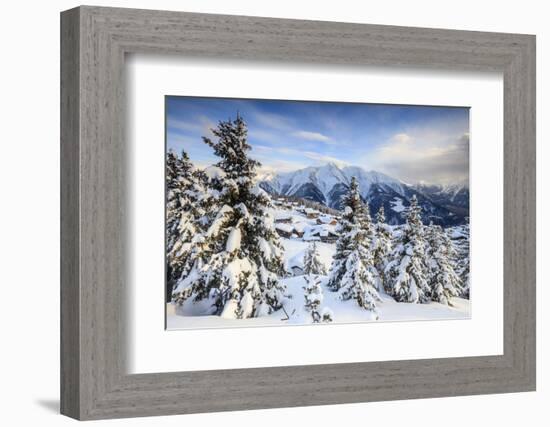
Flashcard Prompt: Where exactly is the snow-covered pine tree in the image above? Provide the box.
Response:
[425,223,463,305]
[453,219,470,298]
[327,177,380,313]
[303,275,321,323]
[303,242,327,276]
[166,150,182,258]
[459,257,470,299]
[302,274,332,323]
[372,206,392,292]
[359,195,376,246]
[166,149,207,302]
[172,115,287,319]
[384,195,431,303]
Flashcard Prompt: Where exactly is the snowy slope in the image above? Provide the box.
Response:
[167,229,470,329]
[167,277,469,329]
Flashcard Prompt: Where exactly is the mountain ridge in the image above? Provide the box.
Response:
[259,163,469,227]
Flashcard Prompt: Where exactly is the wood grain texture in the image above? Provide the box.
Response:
[60,7,80,419]
[60,5,536,420]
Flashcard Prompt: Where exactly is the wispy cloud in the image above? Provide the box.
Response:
[167,117,201,133]
[248,129,284,144]
[253,146,311,172]
[167,115,216,138]
[302,151,349,167]
[292,130,332,143]
[391,133,412,144]
[253,112,291,130]
[253,145,348,168]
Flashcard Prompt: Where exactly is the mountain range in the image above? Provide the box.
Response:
[259,163,469,227]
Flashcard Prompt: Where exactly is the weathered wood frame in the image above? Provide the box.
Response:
[60,5,536,420]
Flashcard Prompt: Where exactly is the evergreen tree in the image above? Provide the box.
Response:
[303,242,327,276]
[327,177,380,312]
[425,223,463,305]
[166,150,182,257]
[385,195,431,303]
[372,206,392,292]
[172,115,287,318]
[166,150,207,302]
[302,275,332,323]
[452,220,470,298]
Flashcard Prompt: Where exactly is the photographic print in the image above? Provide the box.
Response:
[165,97,470,330]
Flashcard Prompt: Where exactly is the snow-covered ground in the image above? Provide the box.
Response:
[167,276,470,329]
[167,227,470,330]
[390,197,405,213]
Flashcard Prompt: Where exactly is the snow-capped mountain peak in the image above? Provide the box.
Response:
[259,163,469,227]
[262,163,404,201]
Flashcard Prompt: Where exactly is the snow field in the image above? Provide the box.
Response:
[168,235,470,329]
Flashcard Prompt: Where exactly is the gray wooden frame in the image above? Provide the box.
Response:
[60,5,536,421]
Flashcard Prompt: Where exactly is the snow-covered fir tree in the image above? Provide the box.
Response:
[303,242,327,276]
[327,177,380,313]
[166,150,184,258]
[459,255,470,298]
[372,206,392,293]
[166,149,208,302]
[452,219,470,298]
[302,275,333,323]
[425,223,463,305]
[384,195,431,303]
[171,115,287,319]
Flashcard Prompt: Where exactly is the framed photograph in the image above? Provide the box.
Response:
[61,6,536,420]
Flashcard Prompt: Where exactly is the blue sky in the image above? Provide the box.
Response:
[166,96,469,184]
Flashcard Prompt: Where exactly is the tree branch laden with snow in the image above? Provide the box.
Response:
[172,115,287,319]
[385,195,431,303]
[327,177,380,313]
